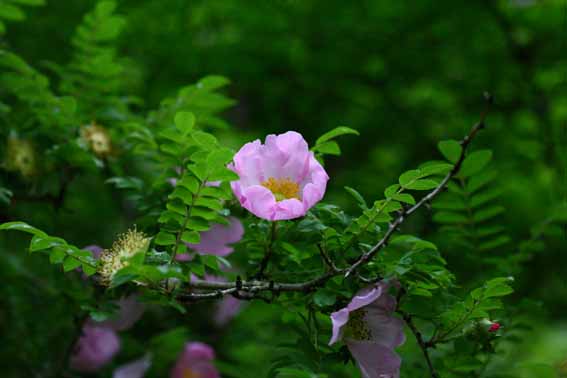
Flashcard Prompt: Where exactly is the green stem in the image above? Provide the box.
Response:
[170,182,203,263]
[254,221,278,278]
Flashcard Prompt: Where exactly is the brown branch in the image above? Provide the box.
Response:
[317,243,340,272]
[398,309,439,378]
[178,94,492,303]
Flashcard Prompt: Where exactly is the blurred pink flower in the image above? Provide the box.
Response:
[84,245,103,259]
[95,294,145,331]
[229,131,328,220]
[80,245,103,279]
[70,324,120,373]
[170,342,220,378]
[113,355,151,378]
[214,295,242,327]
[329,281,405,378]
[176,217,244,261]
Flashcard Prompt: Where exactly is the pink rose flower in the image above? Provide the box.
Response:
[214,295,242,327]
[113,355,151,378]
[177,217,244,261]
[95,294,145,331]
[170,342,220,378]
[84,245,103,259]
[70,324,121,373]
[329,281,406,378]
[229,131,329,220]
[79,245,103,279]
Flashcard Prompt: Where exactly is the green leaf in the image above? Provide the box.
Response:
[438,140,462,163]
[197,75,230,90]
[170,187,193,204]
[49,248,66,264]
[315,126,359,145]
[384,184,401,197]
[201,255,219,270]
[154,231,176,246]
[459,150,493,177]
[29,235,64,252]
[177,176,200,193]
[399,170,421,188]
[0,4,25,21]
[207,147,234,167]
[484,277,514,298]
[433,211,468,223]
[63,257,82,272]
[473,205,505,222]
[312,140,341,155]
[0,221,47,237]
[420,163,453,176]
[82,263,97,276]
[181,231,200,244]
[174,111,195,134]
[390,193,415,204]
[187,218,210,231]
[207,167,239,182]
[192,131,217,148]
[344,186,368,209]
[313,289,336,307]
[405,179,439,190]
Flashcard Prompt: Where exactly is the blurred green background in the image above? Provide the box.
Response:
[1,0,566,377]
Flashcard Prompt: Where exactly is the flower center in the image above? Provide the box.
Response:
[261,177,300,201]
[183,368,202,378]
[345,309,372,341]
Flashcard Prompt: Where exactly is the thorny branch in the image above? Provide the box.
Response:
[178,93,493,305]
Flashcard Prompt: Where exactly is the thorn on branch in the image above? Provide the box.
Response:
[236,275,242,291]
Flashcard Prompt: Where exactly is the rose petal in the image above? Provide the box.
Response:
[347,285,384,312]
[242,185,277,220]
[97,295,145,332]
[347,341,401,378]
[70,325,120,373]
[273,198,306,220]
[187,217,244,257]
[364,308,406,349]
[113,355,151,378]
[170,342,219,378]
[329,308,350,345]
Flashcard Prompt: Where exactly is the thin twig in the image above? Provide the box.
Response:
[252,221,278,279]
[317,243,340,272]
[56,313,88,376]
[344,92,492,277]
[398,309,439,378]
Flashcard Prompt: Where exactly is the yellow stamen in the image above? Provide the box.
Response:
[345,309,372,341]
[183,368,202,378]
[261,177,300,201]
[80,122,112,157]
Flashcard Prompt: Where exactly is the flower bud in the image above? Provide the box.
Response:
[80,122,113,157]
[479,318,502,334]
[488,322,501,333]
[4,136,36,178]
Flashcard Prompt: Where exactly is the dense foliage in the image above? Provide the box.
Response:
[1,1,565,377]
